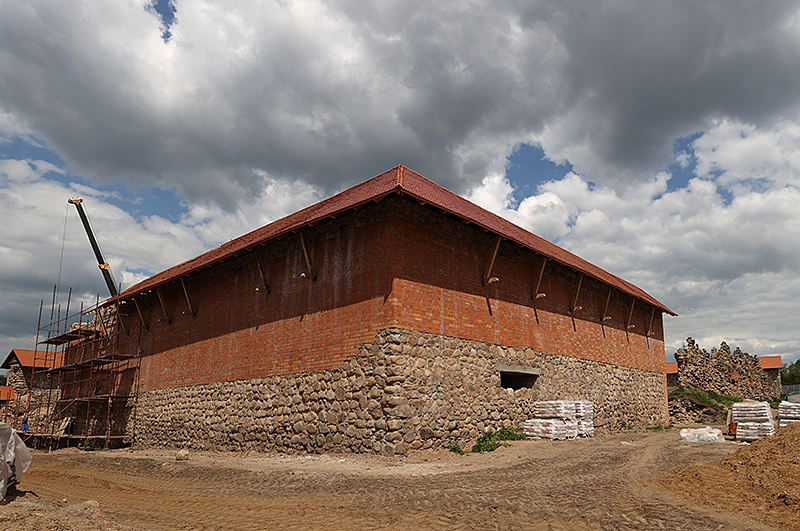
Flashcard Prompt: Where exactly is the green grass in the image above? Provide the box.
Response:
[446,438,465,455]
[470,427,526,453]
[668,385,741,411]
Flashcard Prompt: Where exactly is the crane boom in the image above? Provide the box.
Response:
[68,198,119,298]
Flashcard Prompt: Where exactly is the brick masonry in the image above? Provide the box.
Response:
[133,328,668,453]
[93,195,670,452]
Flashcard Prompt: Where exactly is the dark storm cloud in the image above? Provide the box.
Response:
[1,1,799,205]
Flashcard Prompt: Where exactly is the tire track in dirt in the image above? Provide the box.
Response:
[9,431,784,530]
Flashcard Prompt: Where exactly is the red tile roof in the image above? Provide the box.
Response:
[759,356,782,370]
[664,362,678,374]
[114,165,674,314]
[0,386,14,401]
[2,348,64,369]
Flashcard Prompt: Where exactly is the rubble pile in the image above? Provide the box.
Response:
[524,400,593,440]
[673,338,780,400]
[732,401,775,441]
[778,401,800,428]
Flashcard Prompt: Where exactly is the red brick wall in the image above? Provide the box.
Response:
[123,196,665,391]
[388,208,665,373]
[125,207,401,391]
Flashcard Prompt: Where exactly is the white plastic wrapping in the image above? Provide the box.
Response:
[526,400,594,439]
[778,401,800,420]
[731,401,773,423]
[0,422,32,501]
[735,421,775,441]
[679,426,725,442]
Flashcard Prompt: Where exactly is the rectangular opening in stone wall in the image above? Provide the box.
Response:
[497,364,541,390]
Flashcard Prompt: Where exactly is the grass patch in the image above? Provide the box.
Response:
[446,438,465,455]
[471,427,526,453]
[669,385,740,411]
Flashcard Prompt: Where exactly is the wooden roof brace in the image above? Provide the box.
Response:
[116,298,128,335]
[181,277,196,316]
[570,273,584,312]
[483,235,502,285]
[253,250,270,293]
[602,286,613,321]
[647,306,656,336]
[532,257,547,299]
[626,298,636,329]
[156,287,172,323]
[299,231,317,280]
[95,307,108,337]
[133,297,149,330]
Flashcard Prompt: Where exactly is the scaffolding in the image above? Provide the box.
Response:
[25,291,141,450]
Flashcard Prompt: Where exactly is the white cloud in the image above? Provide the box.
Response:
[468,166,800,364]
[3,1,800,206]
[0,157,321,362]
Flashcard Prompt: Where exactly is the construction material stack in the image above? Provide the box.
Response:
[778,401,800,428]
[524,400,594,440]
[732,401,775,441]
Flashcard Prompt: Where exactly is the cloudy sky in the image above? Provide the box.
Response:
[2,1,799,366]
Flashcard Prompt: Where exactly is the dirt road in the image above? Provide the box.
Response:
[0,428,789,530]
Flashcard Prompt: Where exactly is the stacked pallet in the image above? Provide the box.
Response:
[778,401,800,428]
[524,400,594,440]
[732,401,774,441]
[575,400,594,437]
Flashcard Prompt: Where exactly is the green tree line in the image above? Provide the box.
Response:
[782,360,800,386]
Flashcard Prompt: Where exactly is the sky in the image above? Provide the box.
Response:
[1,1,799,367]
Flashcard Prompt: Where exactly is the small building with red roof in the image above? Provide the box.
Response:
[56,165,674,452]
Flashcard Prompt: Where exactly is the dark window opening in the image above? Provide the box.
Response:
[500,371,538,390]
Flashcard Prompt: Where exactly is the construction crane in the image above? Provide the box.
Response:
[68,198,119,298]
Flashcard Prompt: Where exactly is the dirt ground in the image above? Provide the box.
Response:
[1,425,796,530]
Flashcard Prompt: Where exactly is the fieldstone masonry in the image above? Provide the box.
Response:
[134,328,668,453]
[3,361,61,428]
[674,338,780,400]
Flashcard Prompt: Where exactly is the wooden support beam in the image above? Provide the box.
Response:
[116,299,128,335]
[601,287,613,321]
[253,250,270,294]
[482,235,502,285]
[156,287,172,323]
[299,231,317,281]
[647,306,656,336]
[133,297,149,330]
[626,298,636,329]
[181,278,196,316]
[94,308,108,337]
[532,257,547,299]
[570,274,584,312]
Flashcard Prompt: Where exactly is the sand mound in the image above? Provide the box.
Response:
[659,422,800,529]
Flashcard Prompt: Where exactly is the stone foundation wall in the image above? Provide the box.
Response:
[674,338,780,399]
[133,328,668,453]
[3,364,61,428]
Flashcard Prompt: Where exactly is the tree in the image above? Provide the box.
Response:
[781,360,800,385]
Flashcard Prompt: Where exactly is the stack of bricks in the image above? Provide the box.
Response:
[732,402,775,441]
[778,401,800,428]
[524,400,594,440]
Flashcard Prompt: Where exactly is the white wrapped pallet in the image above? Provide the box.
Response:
[778,401,800,420]
[533,400,577,419]
[779,419,800,428]
[732,401,772,423]
[576,418,594,437]
[575,400,594,419]
[736,421,775,441]
[524,418,578,440]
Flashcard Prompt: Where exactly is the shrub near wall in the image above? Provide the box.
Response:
[134,328,668,453]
